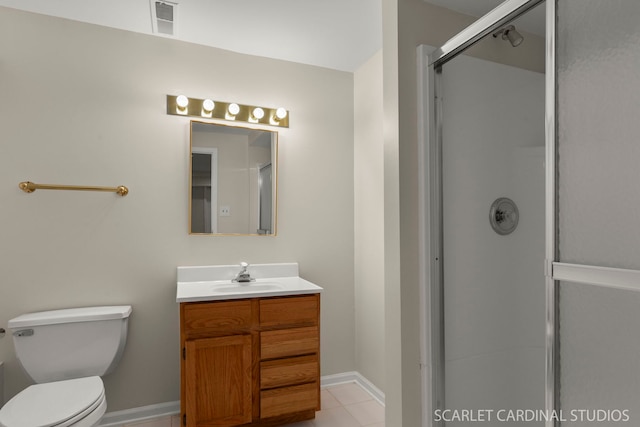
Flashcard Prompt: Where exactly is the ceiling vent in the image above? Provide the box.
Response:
[150,0,178,37]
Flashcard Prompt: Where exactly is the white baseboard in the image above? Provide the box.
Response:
[100,371,384,426]
[321,371,385,406]
[99,401,180,426]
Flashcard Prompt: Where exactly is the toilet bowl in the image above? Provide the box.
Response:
[0,306,131,427]
[0,377,106,427]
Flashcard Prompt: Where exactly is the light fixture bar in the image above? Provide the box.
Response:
[166,95,289,128]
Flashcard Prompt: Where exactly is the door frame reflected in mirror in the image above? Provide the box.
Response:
[191,147,218,233]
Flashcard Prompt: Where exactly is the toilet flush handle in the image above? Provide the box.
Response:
[13,329,34,337]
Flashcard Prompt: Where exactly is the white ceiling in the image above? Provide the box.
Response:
[0,0,382,72]
[0,0,544,72]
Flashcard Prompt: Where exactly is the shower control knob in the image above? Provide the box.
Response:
[490,197,519,235]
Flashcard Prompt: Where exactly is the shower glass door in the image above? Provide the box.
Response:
[420,2,550,426]
[556,1,640,424]
[439,44,546,426]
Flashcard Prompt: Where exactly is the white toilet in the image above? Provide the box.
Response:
[0,306,132,427]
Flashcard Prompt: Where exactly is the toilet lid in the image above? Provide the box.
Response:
[0,376,105,427]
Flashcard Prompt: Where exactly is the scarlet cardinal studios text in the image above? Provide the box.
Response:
[433,409,630,423]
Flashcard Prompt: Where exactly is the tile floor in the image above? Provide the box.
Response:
[122,382,385,427]
[287,383,385,427]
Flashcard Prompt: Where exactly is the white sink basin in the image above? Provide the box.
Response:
[176,263,322,302]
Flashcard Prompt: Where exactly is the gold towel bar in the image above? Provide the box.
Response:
[19,181,129,196]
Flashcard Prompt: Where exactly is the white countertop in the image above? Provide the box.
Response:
[176,263,323,303]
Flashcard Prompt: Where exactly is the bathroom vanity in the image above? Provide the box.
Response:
[177,263,322,427]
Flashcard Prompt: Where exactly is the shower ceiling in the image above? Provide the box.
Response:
[425,0,546,36]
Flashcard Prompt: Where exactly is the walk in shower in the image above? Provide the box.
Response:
[420,0,640,426]
[439,42,546,427]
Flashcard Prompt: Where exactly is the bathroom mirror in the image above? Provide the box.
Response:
[190,121,277,235]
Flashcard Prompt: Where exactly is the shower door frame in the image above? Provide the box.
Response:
[417,1,557,426]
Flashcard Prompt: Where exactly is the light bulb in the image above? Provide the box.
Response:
[228,103,240,116]
[202,99,215,113]
[275,107,287,120]
[176,95,189,109]
[252,107,265,120]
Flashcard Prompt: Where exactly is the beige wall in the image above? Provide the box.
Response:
[381,0,404,424]
[354,50,385,392]
[384,1,546,425]
[0,7,355,411]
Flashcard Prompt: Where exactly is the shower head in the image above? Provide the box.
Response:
[492,25,524,47]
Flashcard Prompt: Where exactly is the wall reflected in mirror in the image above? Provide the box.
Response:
[190,121,277,235]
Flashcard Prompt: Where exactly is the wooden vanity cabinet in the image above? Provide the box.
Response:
[180,294,320,427]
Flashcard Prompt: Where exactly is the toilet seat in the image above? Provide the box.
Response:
[0,376,106,427]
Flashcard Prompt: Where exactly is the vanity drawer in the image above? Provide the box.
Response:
[261,354,318,389]
[260,295,319,328]
[182,300,252,333]
[261,326,319,360]
[260,382,319,419]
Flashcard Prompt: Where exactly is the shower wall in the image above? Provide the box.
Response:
[441,54,545,422]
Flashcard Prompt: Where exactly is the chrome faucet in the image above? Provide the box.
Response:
[233,262,254,283]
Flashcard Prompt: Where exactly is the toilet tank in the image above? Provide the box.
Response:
[8,306,132,383]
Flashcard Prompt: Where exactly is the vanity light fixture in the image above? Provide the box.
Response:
[270,107,288,125]
[227,103,241,119]
[166,95,289,128]
[275,107,288,121]
[252,107,265,120]
[249,107,265,123]
[202,99,215,113]
[275,107,287,120]
[176,94,189,115]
